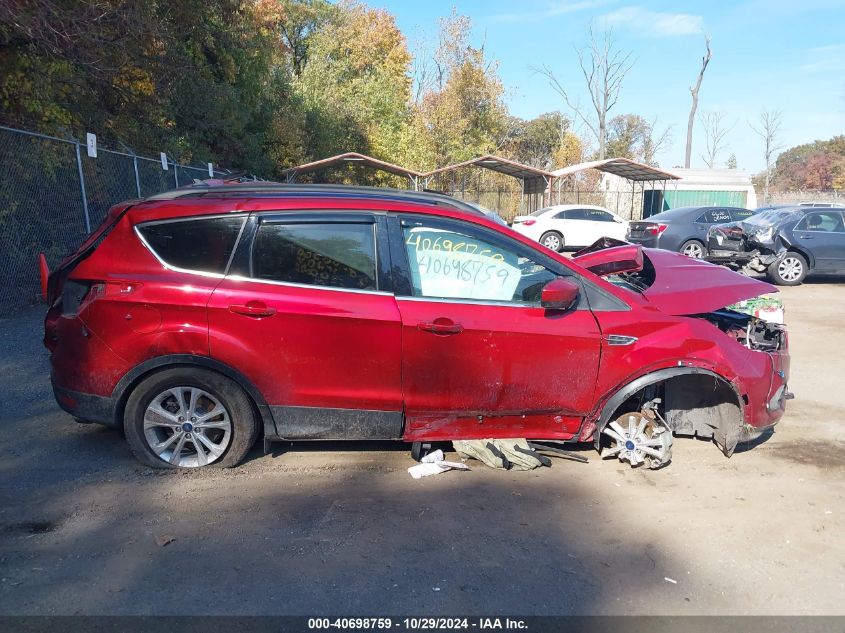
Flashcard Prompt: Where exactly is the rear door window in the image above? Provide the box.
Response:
[585,209,615,222]
[137,216,245,274]
[561,209,589,220]
[252,222,377,290]
[796,212,845,232]
[697,209,732,224]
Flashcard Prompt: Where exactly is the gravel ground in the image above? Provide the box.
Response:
[1,281,844,616]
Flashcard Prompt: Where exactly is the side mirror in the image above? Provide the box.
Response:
[540,278,580,311]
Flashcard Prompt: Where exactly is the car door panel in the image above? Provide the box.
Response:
[390,214,602,442]
[397,298,601,440]
[569,216,591,246]
[544,213,570,245]
[792,211,845,271]
[207,214,404,439]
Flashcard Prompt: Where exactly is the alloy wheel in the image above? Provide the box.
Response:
[143,386,232,468]
[682,242,705,258]
[601,411,673,469]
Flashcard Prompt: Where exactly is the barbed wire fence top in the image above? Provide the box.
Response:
[0,124,246,315]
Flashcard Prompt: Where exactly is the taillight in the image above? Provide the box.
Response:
[38,253,50,299]
[519,219,536,226]
[61,281,95,317]
[54,280,136,320]
[645,223,668,236]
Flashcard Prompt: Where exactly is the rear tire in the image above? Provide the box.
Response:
[680,239,706,258]
[124,368,259,469]
[767,252,808,286]
[540,231,564,252]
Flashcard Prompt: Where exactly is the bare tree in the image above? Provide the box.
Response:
[409,32,437,103]
[643,117,673,166]
[685,36,712,168]
[699,111,734,168]
[536,28,634,160]
[749,109,783,204]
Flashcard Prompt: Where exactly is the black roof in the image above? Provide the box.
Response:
[144,182,485,215]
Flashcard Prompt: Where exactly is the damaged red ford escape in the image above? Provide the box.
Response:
[44,184,790,470]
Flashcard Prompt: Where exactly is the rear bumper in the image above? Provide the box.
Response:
[51,378,118,428]
[510,223,541,241]
[705,250,754,266]
[625,235,659,248]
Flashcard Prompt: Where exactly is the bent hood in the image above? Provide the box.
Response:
[639,248,777,315]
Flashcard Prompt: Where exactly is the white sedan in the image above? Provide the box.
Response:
[511,205,628,251]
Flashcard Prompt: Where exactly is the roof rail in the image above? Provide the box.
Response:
[144,182,484,214]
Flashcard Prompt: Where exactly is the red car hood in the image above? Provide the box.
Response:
[573,244,777,315]
[640,248,777,315]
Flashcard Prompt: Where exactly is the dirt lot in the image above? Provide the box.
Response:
[1,281,844,616]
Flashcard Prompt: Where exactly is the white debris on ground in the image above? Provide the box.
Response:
[407,459,470,479]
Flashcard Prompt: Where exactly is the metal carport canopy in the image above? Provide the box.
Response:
[280,152,424,184]
[423,155,554,194]
[551,157,680,181]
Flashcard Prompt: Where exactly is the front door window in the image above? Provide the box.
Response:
[402,221,559,304]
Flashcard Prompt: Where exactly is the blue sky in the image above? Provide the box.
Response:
[374,0,845,172]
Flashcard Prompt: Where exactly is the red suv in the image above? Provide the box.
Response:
[44,184,790,470]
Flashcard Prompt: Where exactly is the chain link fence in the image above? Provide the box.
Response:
[768,190,843,206]
[445,186,654,222]
[0,125,251,315]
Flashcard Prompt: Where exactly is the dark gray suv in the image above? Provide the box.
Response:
[626,206,754,258]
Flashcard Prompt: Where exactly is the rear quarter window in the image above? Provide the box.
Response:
[137,216,245,274]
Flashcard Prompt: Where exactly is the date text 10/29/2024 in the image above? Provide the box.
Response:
[308,618,528,630]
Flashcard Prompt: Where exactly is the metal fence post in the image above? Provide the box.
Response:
[74,142,92,233]
[133,155,142,198]
[173,161,179,187]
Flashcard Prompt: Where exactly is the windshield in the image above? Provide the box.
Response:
[530,206,554,217]
[743,208,803,227]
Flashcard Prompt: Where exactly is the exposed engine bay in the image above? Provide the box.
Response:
[695,308,786,352]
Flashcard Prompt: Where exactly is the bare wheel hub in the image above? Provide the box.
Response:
[601,411,673,469]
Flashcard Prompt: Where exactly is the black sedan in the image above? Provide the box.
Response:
[626,206,754,258]
[707,206,845,285]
